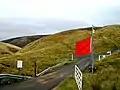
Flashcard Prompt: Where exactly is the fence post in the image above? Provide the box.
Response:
[34,61,37,77]
[98,55,101,61]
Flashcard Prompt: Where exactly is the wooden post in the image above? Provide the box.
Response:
[19,68,22,75]
[34,61,37,77]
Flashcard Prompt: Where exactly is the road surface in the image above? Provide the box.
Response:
[0,55,92,90]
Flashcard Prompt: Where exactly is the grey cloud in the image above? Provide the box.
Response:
[0,19,89,40]
[91,6,120,25]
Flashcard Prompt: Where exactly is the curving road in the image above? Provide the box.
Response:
[0,47,119,90]
[0,55,97,90]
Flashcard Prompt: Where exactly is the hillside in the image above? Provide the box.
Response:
[0,42,21,55]
[2,35,48,47]
[0,28,91,75]
[18,25,120,54]
[93,25,120,53]
[55,52,120,90]
[0,25,120,76]
[83,52,120,90]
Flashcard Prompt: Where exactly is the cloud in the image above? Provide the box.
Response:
[0,0,120,40]
[0,0,120,21]
[0,19,89,40]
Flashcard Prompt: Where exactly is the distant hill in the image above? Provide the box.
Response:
[0,42,21,55]
[2,35,48,47]
[0,25,120,76]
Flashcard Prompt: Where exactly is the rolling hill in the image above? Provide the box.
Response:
[0,25,120,76]
[0,42,21,55]
[2,35,48,47]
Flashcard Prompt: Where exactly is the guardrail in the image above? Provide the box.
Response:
[0,74,32,86]
[0,74,32,79]
[37,62,67,76]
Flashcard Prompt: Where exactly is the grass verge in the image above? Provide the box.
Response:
[54,52,120,90]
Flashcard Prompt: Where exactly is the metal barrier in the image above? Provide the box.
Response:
[0,74,32,86]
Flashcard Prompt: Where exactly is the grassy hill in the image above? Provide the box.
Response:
[2,35,48,47]
[0,25,120,76]
[18,25,120,54]
[0,28,91,75]
[0,42,21,55]
[55,52,120,90]
[93,25,120,53]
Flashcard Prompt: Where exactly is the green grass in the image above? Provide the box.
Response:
[82,52,120,90]
[0,42,21,55]
[0,30,91,76]
[55,52,120,90]
[53,75,78,90]
[93,25,120,53]
[0,25,120,76]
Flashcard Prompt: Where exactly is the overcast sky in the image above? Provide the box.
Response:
[0,0,120,40]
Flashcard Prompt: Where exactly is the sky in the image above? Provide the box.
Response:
[0,0,120,40]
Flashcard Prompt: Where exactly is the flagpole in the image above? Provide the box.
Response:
[91,25,94,73]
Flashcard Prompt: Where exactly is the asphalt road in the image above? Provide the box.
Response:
[1,47,119,90]
[0,55,91,90]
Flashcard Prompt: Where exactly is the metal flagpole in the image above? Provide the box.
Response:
[91,25,95,73]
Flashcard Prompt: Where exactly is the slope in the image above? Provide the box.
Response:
[82,52,120,90]
[2,35,48,47]
[93,25,120,53]
[0,28,91,76]
[0,25,120,76]
[0,42,21,55]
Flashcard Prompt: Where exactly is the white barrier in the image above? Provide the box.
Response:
[37,62,66,76]
[98,55,109,61]
[75,65,82,90]
[98,51,112,61]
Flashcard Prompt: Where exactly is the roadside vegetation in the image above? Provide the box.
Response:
[54,52,120,90]
[53,75,78,90]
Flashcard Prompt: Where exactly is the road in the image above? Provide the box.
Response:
[0,55,92,90]
[0,47,119,90]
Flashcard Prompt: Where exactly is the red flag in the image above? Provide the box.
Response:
[75,37,92,56]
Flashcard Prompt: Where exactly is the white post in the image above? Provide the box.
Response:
[99,55,101,61]
[102,55,106,58]
[107,51,111,55]
[72,54,74,61]
[92,25,95,33]
[110,51,111,55]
